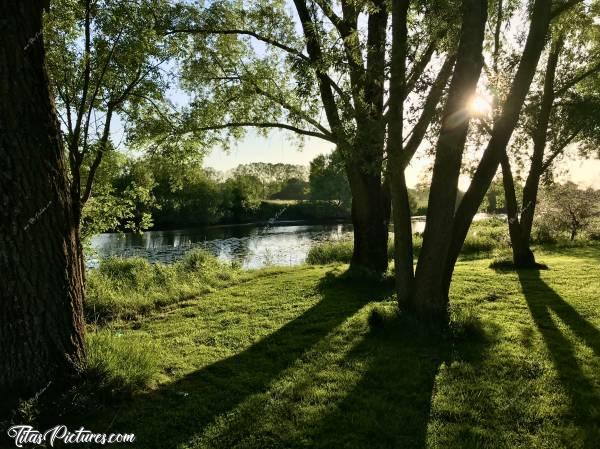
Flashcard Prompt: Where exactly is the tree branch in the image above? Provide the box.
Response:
[405,36,440,99]
[192,121,336,142]
[551,0,584,19]
[81,105,114,205]
[400,52,456,167]
[166,28,310,62]
[554,60,600,97]
[71,0,92,161]
[541,126,581,172]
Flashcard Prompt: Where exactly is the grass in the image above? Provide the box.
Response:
[85,249,242,322]
[307,218,508,265]
[66,245,600,448]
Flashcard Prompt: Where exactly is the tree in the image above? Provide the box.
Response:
[0,0,85,410]
[435,0,566,312]
[44,0,173,238]
[221,175,263,222]
[407,0,489,316]
[270,178,308,200]
[161,0,460,274]
[233,163,308,199]
[536,182,600,241]
[385,0,563,321]
[81,151,156,239]
[499,4,600,266]
[309,151,352,208]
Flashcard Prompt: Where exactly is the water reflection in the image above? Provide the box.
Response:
[89,223,355,269]
[89,215,492,269]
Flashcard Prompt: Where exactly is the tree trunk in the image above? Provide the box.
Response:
[387,0,414,304]
[501,153,536,267]
[443,0,553,296]
[347,165,389,275]
[520,36,563,243]
[411,0,488,321]
[390,172,414,304]
[0,0,86,412]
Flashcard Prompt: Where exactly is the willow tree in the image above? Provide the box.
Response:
[499,3,600,267]
[385,0,572,321]
[158,0,460,274]
[44,0,174,240]
[0,0,85,410]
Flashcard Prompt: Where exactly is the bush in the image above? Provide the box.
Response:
[86,249,239,322]
[85,331,160,397]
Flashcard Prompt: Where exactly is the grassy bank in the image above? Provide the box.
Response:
[71,245,600,448]
[307,218,508,264]
[85,249,242,322]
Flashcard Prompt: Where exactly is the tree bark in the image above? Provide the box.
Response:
[411,0,488,320]
[294,0,390,275]
[0,0,86,412]
[347,161,389,275]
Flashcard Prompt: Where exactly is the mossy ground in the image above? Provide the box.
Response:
[76,245,600,448]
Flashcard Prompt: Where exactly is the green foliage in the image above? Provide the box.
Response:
[234,163,308,199]
[44,0,175,214]
[79,147,157,239]
[309,151,351,208]
[534,182,600,241]
[85,249,239,322]
[270,178,308,200]
[221,175,264,222]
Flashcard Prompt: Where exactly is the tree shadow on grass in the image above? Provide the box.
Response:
[301,313,451,449]
[80,271,394,449]
[518,269,600,446]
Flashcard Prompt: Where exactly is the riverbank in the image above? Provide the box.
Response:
[29,245,600,448]
[149,199,352,231]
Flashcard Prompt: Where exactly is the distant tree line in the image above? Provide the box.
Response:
[81,153,355,236]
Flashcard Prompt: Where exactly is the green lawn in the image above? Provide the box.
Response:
[81,246,600,449]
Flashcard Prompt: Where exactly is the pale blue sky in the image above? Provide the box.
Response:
[203,130,334,171]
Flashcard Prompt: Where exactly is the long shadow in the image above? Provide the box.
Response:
[302,314,451,449]
[518,269,600,447]
[79,272,393,449]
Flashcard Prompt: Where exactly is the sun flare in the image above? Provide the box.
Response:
[468,94,492,116]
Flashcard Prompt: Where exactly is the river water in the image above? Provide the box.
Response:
[90,214,496,269]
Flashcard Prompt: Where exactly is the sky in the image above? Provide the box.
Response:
[198,1,599,190]
[202,129,600,189]
[107,0,599,190]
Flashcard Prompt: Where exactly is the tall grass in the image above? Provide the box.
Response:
[307,218,509,265]
[85,330,161,397]
[86,249,239,322]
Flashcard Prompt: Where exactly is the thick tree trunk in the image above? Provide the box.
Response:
[347,165,389,275]
[411,0,488,321]
[0,0,86,412]
[443,0,553,296]
[501,153,536,267]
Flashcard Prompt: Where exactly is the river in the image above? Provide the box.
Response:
[89,214,497,269]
